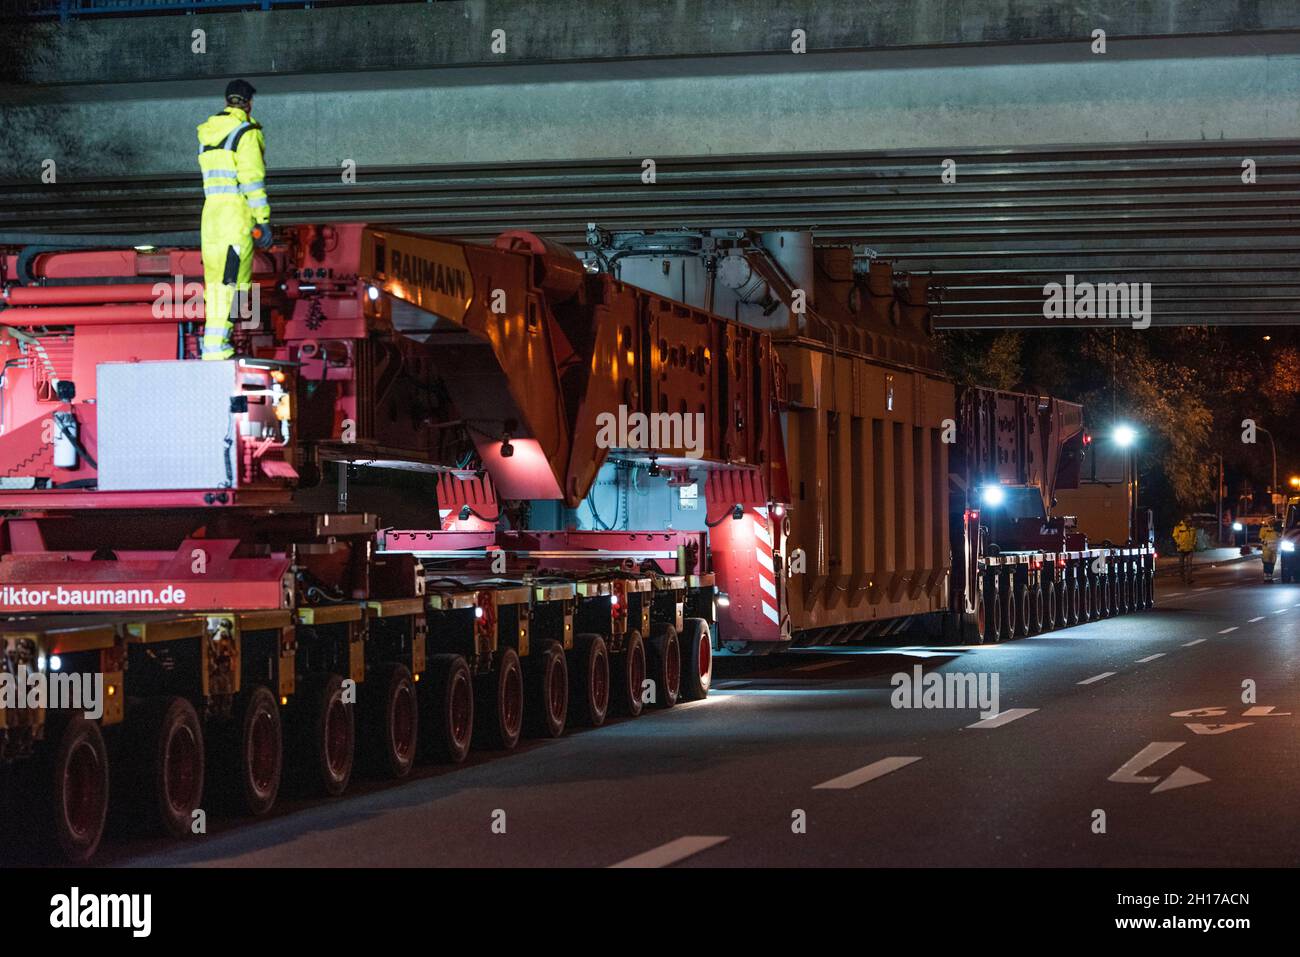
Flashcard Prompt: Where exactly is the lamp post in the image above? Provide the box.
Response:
[1113,423,1138,543]
[1257,426,1279,519]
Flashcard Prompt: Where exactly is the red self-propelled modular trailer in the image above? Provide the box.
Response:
[0,223,784,862]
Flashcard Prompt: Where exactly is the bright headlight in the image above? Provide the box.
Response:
[1281,540,1295,553]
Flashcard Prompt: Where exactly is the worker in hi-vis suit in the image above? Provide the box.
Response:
[196,79,271,359]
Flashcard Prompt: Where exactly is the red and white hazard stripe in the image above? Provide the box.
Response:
[752,506,780,624]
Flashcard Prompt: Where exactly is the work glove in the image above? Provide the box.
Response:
[253,223,274,249]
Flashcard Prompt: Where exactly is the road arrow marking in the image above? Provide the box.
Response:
[1110,742,1211,792]
[813,756,921,790]
[609,835,729,868]
[1136,653,1166,663]
[1185,722,1252,735]
[1078,672,1116,685]
[966,708,1037,729]
[1151,766,1211,793]
[1242,705,1292,717]
[1109,742,1183,784]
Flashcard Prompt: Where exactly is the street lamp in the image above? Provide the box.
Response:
[1113,424,1139,542]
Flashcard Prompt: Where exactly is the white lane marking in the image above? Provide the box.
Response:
[1275,608,1289,614]
[1182,638,1207,647]
[609,836,729,868]
[966,708,1038,729]
[1077,672,1116,685]
[1109,741,1183,784]
[1151,766,1211,793]
[1218,627,1238,634]
[813,756,921,790]
[794,659,846,673]
[1248,616,1265,622]
[1163,592,1185,598]
[1136,653,1166,663]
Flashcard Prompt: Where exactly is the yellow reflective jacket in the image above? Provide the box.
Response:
[1172,521,1197,553]
[1260,523,1280,546]
[196,107,269,226]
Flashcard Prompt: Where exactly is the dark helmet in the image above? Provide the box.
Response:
[225,79,257,107]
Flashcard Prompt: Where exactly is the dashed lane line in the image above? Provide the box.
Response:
[1249,616,1265,623]
[812,756,922,790]
[1136,653,1166,663]
[966,708,1038,729]
[1077,672,1116,685]
[1183,638,1207,647]
[1218,627,1238,634]
[609,836,729,868]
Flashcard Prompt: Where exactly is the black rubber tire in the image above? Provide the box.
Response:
[569,633,611,726]
[978,574,1000,643]
[361,662,418,779]
[1144,568,1155,608]
[646,623,682,708]
[613,630,648,717]
[525,640,569,737]
[1082,573,1096,621]
[210,685,282,817]
[39,714,109,863]
[1067,576,1081,626]
[123,695,205,839]
[679,618,714,701]
[473,646,524,750]
[1016,582,1032,637]
[419,654,474,763]
[1028,585,1043,635]
[1043,578,1058,632]
[292,673,355,797]
[999,574,1017,642]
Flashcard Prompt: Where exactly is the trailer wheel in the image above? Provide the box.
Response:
[211,685,282,817]
[525,640,569,737]
[1067,574,1081,626]
[1027,585,1043,635]
[679,618,713,700]
[1042,579,1057,632]
[123,696,205,839]
[570,633,611,726]
[612,630,648,717]
[1144,567,1155,608]
[40,714,109,863]
[1016,582,1032,637]
[475,646,524,750]
[293,673,355,797]
[646,623,682,707]
[1097,574,1111,618]
[361,663,418,779]
[420,654,474,763]
[977,574,999,643]
[999,573,1017,641]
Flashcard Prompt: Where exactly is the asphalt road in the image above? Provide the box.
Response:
[117,554,1298,868]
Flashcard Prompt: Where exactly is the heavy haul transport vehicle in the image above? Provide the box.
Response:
[0,222,1152,863]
